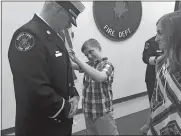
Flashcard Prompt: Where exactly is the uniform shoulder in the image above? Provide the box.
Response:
[146,36,156,44]
[12,23,37,43]
[9,21,40,52]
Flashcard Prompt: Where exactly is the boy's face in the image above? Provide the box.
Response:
[83,46,101,62]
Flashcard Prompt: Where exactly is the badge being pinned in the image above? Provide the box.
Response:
[144,42,150,49]
[15,32,35,51]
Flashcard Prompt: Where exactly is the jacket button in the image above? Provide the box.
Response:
[46,30,51,35]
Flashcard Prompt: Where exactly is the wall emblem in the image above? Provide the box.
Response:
[93,1,142,42]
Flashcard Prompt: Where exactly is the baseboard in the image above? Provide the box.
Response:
[1,91,147,135]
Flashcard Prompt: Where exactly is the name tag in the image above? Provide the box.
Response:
[55,52,62,57]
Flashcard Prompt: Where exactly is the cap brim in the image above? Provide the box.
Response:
[70,16,77,27]
[71,1,85,13]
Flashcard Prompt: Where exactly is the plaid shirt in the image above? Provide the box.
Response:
[82,57,114,119]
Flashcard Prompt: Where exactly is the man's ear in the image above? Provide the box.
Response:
[56,10,70,30]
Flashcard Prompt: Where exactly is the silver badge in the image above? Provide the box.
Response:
[15,32,35,51]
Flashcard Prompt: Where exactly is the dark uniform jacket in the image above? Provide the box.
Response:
[142,36,161,83]
[8,14,79,136]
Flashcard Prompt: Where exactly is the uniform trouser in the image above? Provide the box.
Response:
[146,81,155,102]
[15,121,73,136]
[15,131,72,136]
[84,111,119,135]
[16,130,72,136]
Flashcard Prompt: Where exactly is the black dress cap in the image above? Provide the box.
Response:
[56,1,85,27]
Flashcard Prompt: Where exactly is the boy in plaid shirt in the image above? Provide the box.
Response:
[69,38,119,135]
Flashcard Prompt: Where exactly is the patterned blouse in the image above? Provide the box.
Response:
[147,59,181,135]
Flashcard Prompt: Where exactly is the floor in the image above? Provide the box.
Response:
[73,108,148,135]
[72,95,149,133]
[4,95,150,136]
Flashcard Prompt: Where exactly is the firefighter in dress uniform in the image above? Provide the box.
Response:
[8,1,85,136]
[140,36,163,134]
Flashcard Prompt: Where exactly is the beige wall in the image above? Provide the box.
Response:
[1,2,175,130]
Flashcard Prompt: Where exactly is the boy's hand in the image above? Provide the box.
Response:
[68,49,78,63]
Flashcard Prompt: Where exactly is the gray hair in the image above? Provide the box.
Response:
[40,2,65,16]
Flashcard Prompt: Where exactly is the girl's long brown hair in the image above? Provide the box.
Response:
[156,10,181,73]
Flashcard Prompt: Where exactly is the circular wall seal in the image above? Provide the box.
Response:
[15,32,35,51]
[93,1,142,42]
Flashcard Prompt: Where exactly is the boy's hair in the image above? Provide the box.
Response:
[81,38,102,53]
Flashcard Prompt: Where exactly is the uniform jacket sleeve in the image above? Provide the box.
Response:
[8,30,71,121]
[69,69,79,97]
[71,84,79,97]
[142,40,154,65]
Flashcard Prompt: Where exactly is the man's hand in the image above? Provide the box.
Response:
[68,96,79,118]
[156,52,166,65]
[149,56,157,65]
